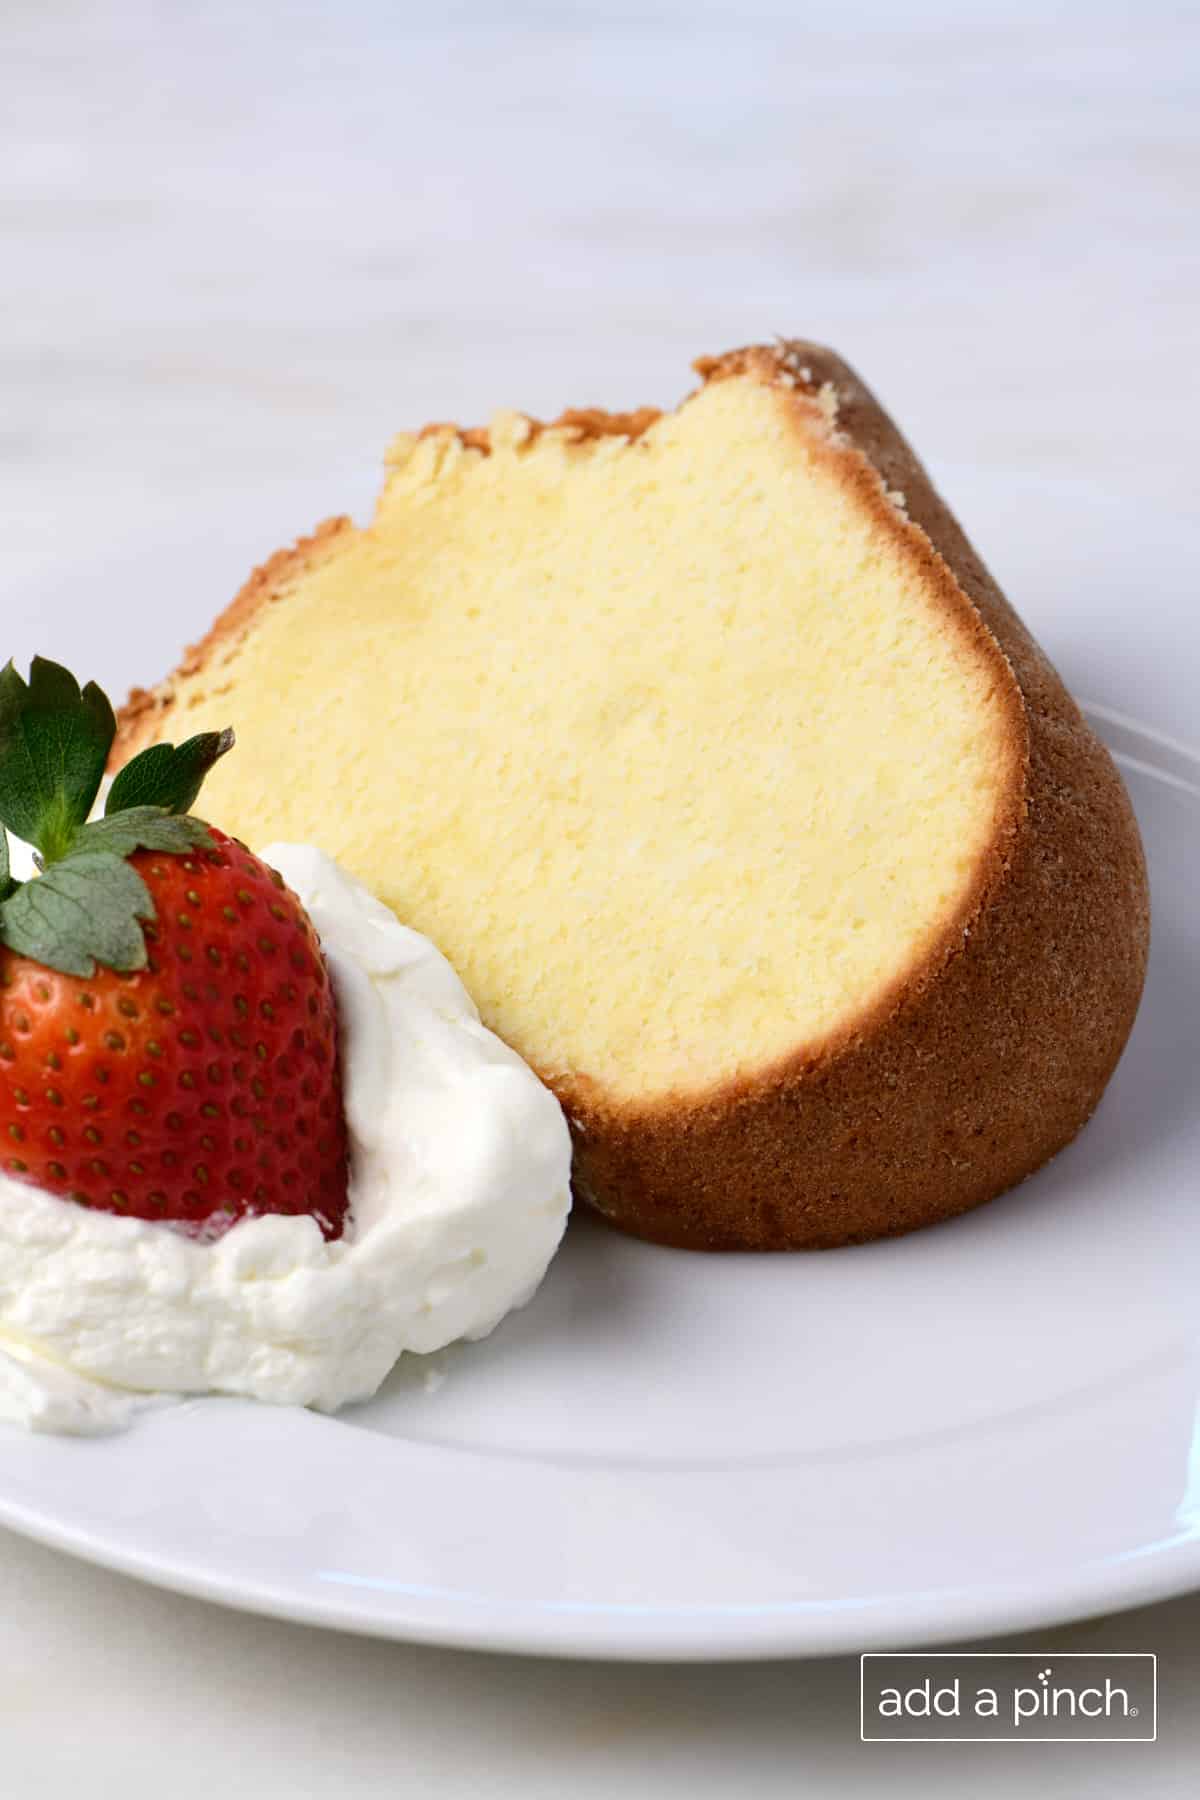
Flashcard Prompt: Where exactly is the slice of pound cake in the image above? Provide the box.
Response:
[114,343,1149,1250]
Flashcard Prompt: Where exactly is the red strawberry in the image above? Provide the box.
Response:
[0,658,349,1238]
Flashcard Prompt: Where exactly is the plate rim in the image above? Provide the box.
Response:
[0,705,1196,1661]
[1,1469,1199,1661]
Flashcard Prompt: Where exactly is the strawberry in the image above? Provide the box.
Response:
[0,657,349,1237]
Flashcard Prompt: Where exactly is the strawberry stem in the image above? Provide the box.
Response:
[0,658,115,866]
[0,657,233,977]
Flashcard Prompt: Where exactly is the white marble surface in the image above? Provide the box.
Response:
[1,0,1198,1791]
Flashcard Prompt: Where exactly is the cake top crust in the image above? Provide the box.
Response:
[114,344,1030,1106]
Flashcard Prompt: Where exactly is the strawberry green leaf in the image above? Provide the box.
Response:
[0,658,116,864]
[106,729,235,819]
[76,806,212,859]
[0,848,155,977]
[0,829,12,904]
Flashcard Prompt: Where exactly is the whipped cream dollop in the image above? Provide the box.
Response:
[0,846,572,1434]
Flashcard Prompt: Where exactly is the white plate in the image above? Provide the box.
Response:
[0,482,1198,1661]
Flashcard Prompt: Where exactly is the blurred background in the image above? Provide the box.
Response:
[2,2,1198,1794]
[4,0,1196,712]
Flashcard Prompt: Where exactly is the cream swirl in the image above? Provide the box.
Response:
[0,846,572,1434]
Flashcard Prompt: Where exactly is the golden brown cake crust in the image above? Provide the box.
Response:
[113,343,1150,1250]
[115,516,356,754]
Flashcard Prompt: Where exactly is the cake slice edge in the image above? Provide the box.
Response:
[112,343,1150,1250]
